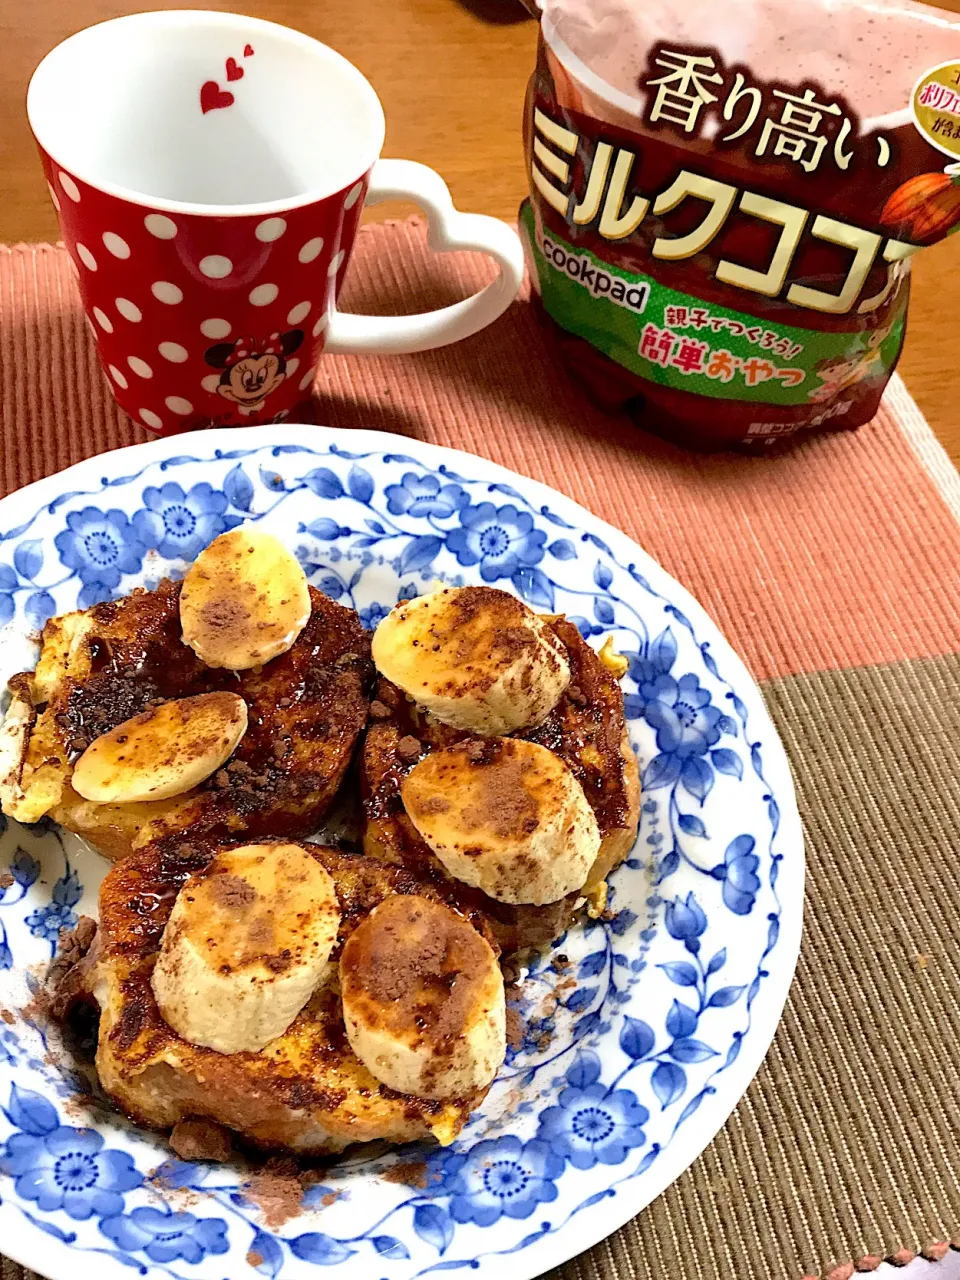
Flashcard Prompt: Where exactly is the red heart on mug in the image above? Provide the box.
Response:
[200,80,234,113]
[244,44,254,57]
[226,57,243,81]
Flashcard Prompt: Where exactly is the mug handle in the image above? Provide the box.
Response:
[323,159,525,355]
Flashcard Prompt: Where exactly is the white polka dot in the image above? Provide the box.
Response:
[59,172,80,202]
[249,282,278,306]
[327,250,345,276]
[201,373,222,393]
[312,313,329,337]
[128,356,153,378]
[144,214,178,239]
[92,307,113,333]
[76,243,97,271]
[285,357,300,378]
[158,341,189,363]
[47,182,60,212]
[286,301,311,326]
[298,237,324,263]
[299,368,316,391]
[200,318,231,339]
[343,180,363,209]
[165,396,193,415]
[115,297,142,323]
[255,217,287,242]
[152,281,183,305]
[139,408,163,430]
[108,364,128,389]
[102,231,130,259]
[199,255,232,279]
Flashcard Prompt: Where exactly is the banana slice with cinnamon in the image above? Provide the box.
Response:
[151,842,340,1054]
[179,526,311,670]
[339,895,505,1099]
[401,738,600,905]
[71,692,248,804]
[371,586,569,735]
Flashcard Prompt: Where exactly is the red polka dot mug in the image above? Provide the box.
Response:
[27,11,525,435]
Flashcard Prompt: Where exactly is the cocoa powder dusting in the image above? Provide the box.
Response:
[459,746,539,840]
[169,1118,233,1163]
[199,598,244,638]
[0,1009,14,1025]
[245,1161,305,1230]
[209,874,257,910]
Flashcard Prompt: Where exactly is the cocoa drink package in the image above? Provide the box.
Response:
[519,0,960,450]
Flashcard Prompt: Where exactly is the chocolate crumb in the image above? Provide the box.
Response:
[169,1118,233,1163]
[396,735,421,764]
[0,873,13,890]
[369,700,392,720]
[567,684,587,707]
[505,1005,525,1050]
[465,740,485,762]
[383,1160,430,1189]
[0,1009,14,1025]
[246,1251,264,1268]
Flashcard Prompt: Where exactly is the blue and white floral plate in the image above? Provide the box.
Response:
[0,426,802,1280]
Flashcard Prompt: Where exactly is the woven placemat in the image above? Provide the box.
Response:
[2,223,960,1280]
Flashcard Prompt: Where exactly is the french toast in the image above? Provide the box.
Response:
[80,838,494,1153]
[362,614,640,953]
[0,579,371,860]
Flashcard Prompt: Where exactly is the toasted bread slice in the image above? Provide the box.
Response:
[362,616,640,952]
[1,580,371,860]
[85,839,493,1153]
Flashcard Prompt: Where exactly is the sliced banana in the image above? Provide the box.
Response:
[179,526,311,670]
[401,738,600,905]
[71,692,247,804]
[151,842,340,1055]
[371,586,569,735]
[340,894,505,1099]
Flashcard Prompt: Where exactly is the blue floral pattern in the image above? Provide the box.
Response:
[0,430,801,1280]
[101,1208,229,1263]
[54,508,147,608]
[537,1083,648,1170]
[446,502,547,582]
[132,483,241,562]
[433,1137,563,1226]
[4,1123,141,1220]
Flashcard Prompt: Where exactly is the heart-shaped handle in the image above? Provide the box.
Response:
[323,160,524,355]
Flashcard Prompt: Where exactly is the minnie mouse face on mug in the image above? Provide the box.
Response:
[205,330,304,410]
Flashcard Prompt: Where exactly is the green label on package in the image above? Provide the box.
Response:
[520,204,905,407]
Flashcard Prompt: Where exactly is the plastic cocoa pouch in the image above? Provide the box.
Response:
[520,0,960,450]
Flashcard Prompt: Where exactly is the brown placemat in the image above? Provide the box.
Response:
[2,223,960,1280]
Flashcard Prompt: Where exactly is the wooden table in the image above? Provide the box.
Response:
[1,0,957,465]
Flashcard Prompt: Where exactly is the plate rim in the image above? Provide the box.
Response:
[0,423,804,1280]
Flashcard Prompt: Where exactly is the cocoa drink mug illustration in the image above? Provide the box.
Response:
[27,11,525,435]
